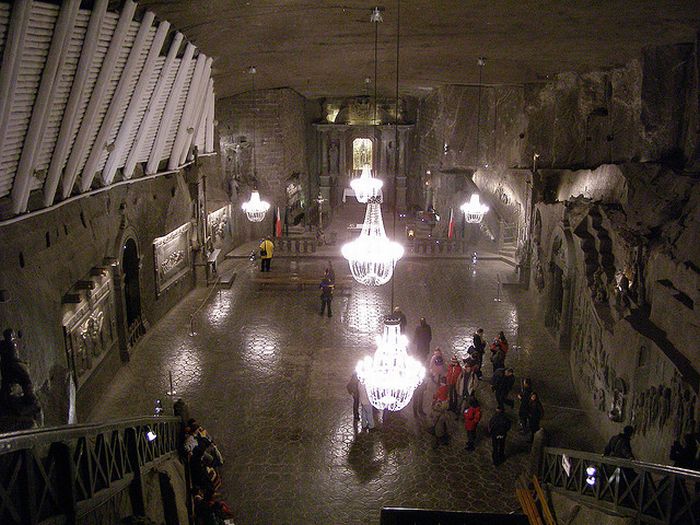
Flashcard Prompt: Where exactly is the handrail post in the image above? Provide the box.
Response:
[125,426,146,516]
[55,441,78,522]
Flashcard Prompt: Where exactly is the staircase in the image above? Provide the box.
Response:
[498,220,518,261]
[0,416,186,524]
[573,205,618,331]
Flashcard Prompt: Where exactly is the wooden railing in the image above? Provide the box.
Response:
[0,416,182,524]
[541,447,700,525]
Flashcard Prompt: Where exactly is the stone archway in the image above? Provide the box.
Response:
[545,225,578,349]
[122,238,141,328]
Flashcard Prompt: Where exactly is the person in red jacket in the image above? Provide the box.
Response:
[446,355,463,415]
[463,396,482,451]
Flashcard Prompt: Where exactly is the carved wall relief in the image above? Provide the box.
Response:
[207,205,230,248]
[154,223,191,296]
[630,371,697,439]
[570,290,626,418]
[63,277,118,387]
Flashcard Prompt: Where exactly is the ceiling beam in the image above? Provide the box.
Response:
[205,84,215,153]
[123,32,183,179]
[80,10,156,192]
[0,0,33,200]
[146,42,195,175]
[11,0,82,214]
[44,0,108,207]
[182,74,213,165]
[169,53,208,170]
[102,20,170,186]
[61,0,137,199]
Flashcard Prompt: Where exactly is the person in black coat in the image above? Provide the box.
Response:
[492,367,515,410]
[518,378,533,431]
[603,425,635,459]
[471,328,486,378]
[320,276,334,317]
[414,317,432,361]
[488,407,512,465]
[527,392,544,442]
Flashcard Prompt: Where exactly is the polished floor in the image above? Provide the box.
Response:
[88,254,603,524]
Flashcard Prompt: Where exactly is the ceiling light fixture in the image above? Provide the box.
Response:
[242,65,270,222]
[356,315,425,411]
[350,6,383,203]
[342,196,403,286]
[461,193,489,223]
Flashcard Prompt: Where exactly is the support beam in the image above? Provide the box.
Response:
[102,20,170,185]
[11,0,81,214]
[44,0,108,207]
[145,43,195,175]
[168,53,207,171]
[80,11,156,192]
[205,85,215,153]
[123,32,183,179]
[182,75,213,165]
[0,0,33,197]
[61,0,137,199]
[178,58,212,166]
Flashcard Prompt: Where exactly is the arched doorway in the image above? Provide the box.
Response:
[122,238,141,329]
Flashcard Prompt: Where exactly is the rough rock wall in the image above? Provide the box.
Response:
[217,88,310,239]
[416,84,526,175]
[525,44,696,169]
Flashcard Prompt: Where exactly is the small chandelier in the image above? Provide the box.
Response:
[342,196,403,286]
[242,190,270,222]
[356,315,425,411]
[461,193,489,224]
[350,164,383,204]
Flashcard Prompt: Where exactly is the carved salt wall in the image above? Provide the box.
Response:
[531,162,700,460]
[153,223,191,296]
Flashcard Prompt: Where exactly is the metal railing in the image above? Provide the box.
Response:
[0,416,182,524]
[541,447,700,525]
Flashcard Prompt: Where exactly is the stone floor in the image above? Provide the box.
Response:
[87,247,604,524]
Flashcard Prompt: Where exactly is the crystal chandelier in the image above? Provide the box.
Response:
[356,315,425,411]
[342,196,404,286]
[241,65,270,223]
[242,190,270,222]
[350,164,383,204]
[461,193,489,224]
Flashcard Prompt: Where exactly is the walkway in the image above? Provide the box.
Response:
[87,251,603,524]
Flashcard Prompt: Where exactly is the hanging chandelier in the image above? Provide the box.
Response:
[342,196,403,286]
[356,315,425,411]
[242,65,270,223]
[241,190,270,222]
[461,193,489,223]
[351,164,383,203]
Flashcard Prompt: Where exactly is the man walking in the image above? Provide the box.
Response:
[320,275,334,317]
[259,236,274,272]
[488,407,512,465]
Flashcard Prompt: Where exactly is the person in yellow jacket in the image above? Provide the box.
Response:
[259,237,274,272]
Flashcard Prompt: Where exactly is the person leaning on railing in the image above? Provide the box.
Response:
[603,425,635,459]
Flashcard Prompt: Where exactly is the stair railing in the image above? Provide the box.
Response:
[0,416,182,524]
[541,447,700,525]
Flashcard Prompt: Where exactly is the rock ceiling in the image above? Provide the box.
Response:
[138,0,700,99]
